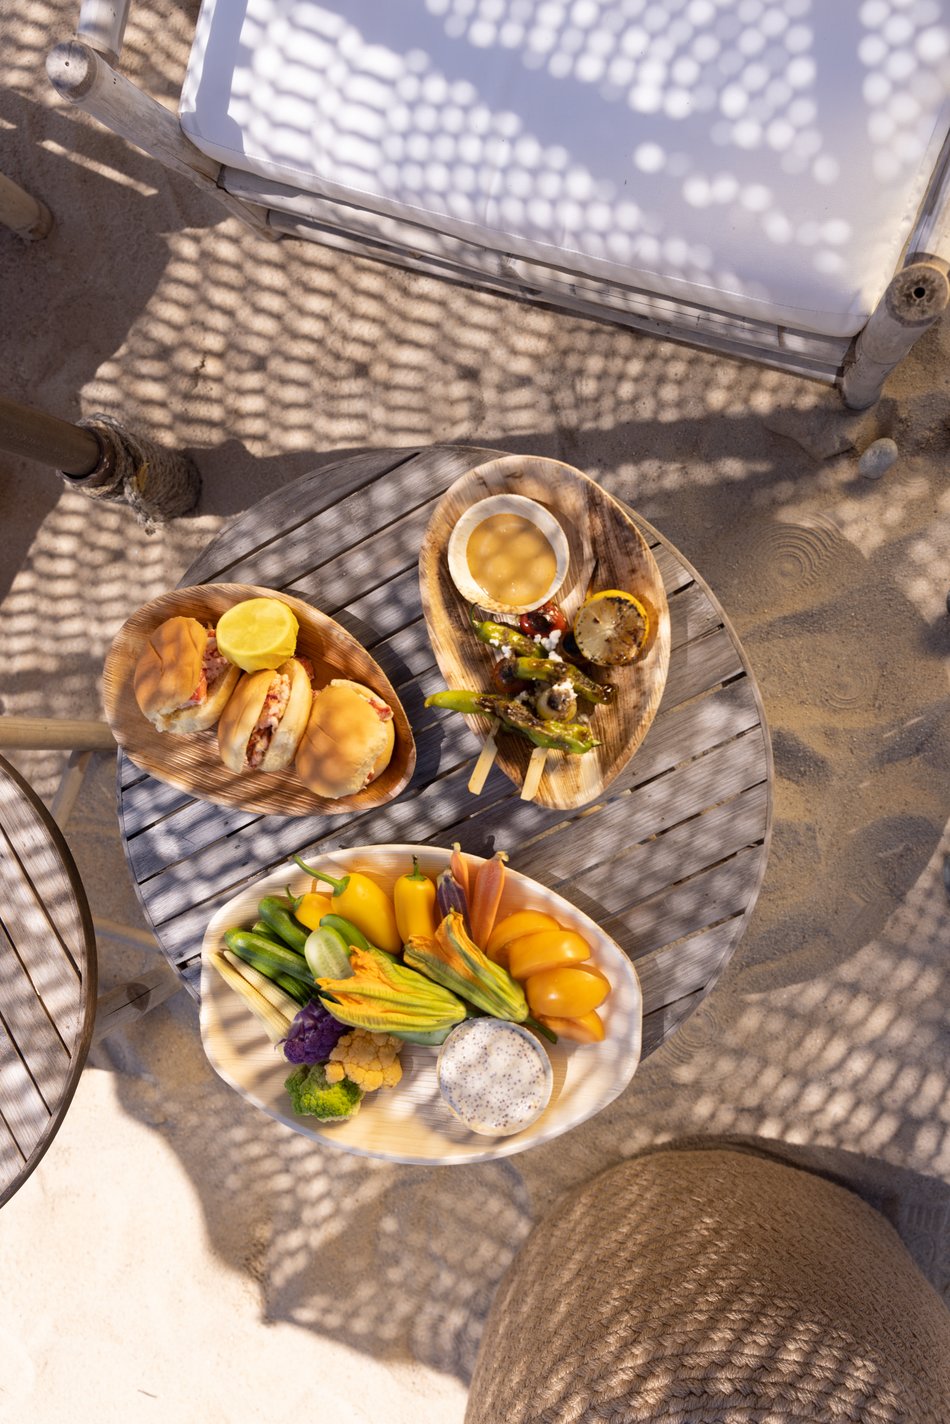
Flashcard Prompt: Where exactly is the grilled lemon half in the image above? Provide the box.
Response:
[573,590,650,667]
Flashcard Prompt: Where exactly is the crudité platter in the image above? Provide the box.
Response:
[200,845,643,1165]
[418,455,671,809]
[102,582,416,815]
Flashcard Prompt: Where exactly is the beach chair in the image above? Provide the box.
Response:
[48,2,950,407]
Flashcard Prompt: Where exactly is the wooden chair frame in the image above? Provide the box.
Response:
[47,0,950,407]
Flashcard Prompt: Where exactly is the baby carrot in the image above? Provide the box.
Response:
[469,850,508,949]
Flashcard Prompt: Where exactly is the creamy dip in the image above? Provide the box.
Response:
[466,512,557,608]
[437,1018,553,1136]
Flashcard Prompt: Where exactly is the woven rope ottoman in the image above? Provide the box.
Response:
[466,1147,950,1424]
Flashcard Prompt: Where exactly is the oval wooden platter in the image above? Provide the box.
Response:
[418,455,671,809]
[199,845,643,1165]
[102,583,416,816]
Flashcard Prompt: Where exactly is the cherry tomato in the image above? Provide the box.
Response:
[490,656,528,696]
[525,964,610,1018]
[518,602,569,638]
[557,630,586,665]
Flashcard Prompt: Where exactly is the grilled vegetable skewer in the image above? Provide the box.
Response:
[425,690,600,755]
[511,657,612,705]
[468,716,502,792]
[521,746,549,801]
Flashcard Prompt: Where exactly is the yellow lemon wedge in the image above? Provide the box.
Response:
[573,589,650,666]
[215,597,299,672]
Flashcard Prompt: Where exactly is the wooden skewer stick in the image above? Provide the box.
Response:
[520,746,548,801]
[468,717,501,795]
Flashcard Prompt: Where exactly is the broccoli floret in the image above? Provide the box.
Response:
[284,1063,363,1122]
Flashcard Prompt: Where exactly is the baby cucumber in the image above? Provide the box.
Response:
[224,929,314,988]
[318,914,375,953]
[304,926,354,982]
[257,897,309,953]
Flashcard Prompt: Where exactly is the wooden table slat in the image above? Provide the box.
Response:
[183,448,421,585]
[0,754,97,1205]
[659,625,745,711]
[0,1018,53,1158]
[603,844,764,961]
[555,782,768,934]
[0,920,73,1096]
[641,987,707,1057]
[515,731,769,889]
[203,449,469,593]
[0,794,84,1041]
[636,919,740,1011]
[0,1111,26,1181]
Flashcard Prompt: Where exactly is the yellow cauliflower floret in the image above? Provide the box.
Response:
[325,1029,403,1092]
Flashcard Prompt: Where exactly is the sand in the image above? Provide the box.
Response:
[2,2,950,1420]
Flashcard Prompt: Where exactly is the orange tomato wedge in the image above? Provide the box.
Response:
[525,964,610,1018]
[485,909,560,966]
[507,927,591,981]
[537,1010,605,1044]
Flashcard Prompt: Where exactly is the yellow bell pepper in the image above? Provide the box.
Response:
[293,856,401,953]
[293,889,335,931]
[393,856,437,942]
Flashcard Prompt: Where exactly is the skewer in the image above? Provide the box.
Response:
[520,745,548,801]
[468,717,501,794]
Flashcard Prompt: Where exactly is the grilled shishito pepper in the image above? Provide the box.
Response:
[316,943,467,1045]
[292,855,401,953]
[468,608,539,658]
[424,690,599,755]
[512,657,614,705]
[404,911,529,1022]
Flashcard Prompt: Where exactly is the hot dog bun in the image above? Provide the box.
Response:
[217,658,313,773]
[295,679,395,798]
[133,616,240,734]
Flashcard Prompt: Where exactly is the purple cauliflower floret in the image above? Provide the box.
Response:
[282,999,348,1064]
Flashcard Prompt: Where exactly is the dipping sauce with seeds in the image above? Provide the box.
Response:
[466,512,558,608]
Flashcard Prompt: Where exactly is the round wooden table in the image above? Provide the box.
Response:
[116,445,772,1060]
[0,753,97,1206]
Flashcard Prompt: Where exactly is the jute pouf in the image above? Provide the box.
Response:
[465,1147,950,1424]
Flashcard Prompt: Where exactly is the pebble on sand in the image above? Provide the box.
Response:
[858,438,899,479]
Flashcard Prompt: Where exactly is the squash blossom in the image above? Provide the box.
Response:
[404,911,529,1022]
[317,943,467,1041]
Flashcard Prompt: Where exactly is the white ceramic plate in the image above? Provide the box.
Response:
[446,492,570,613]
[199,844,643,1164]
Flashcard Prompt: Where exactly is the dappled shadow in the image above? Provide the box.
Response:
[3,0,950,1402]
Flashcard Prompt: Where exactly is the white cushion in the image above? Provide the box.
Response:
[180,0,950,338]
